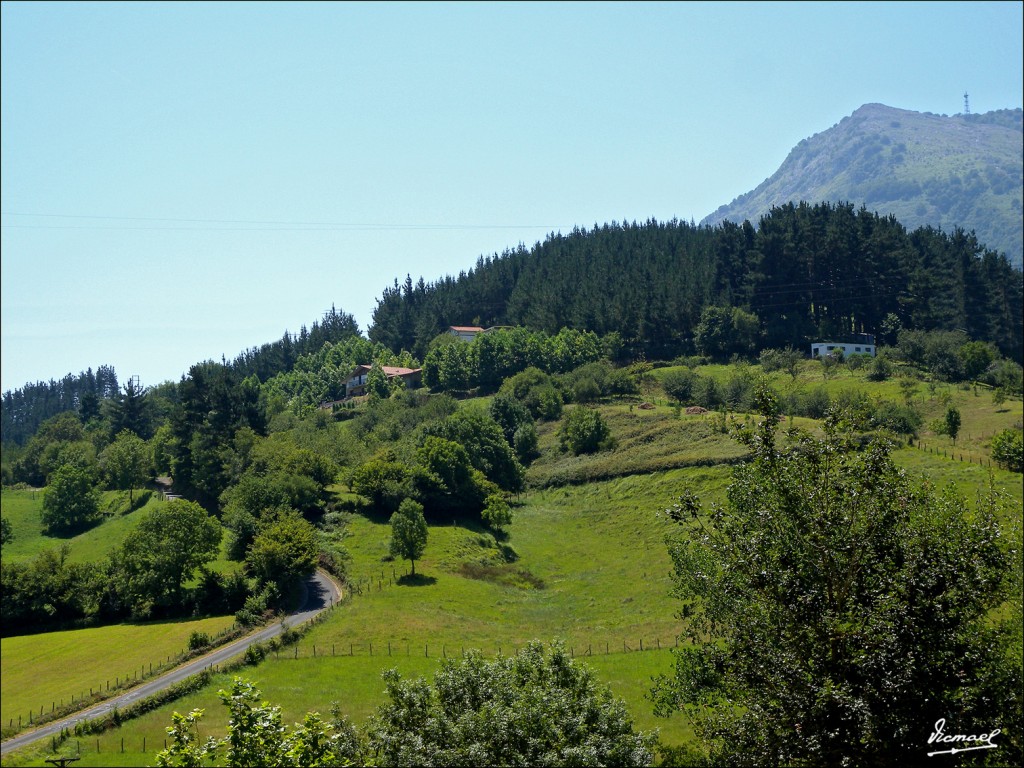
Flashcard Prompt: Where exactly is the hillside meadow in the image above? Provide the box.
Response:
[0,490,243,573]
[1,360,1020,767]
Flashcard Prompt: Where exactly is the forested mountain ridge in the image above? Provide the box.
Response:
[701,103,1024,267]
[369,203,1023,363]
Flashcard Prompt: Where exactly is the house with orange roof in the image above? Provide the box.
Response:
[345,364,422,397]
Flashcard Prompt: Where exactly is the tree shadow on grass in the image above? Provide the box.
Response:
[396,573,437,587]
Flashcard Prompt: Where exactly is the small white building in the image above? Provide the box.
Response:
[810,334,876,358]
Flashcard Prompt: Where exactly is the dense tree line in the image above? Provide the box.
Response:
[227,305,362,382]
[0,500,247,634]
[1,366,119,447]
[368,204,1023,363]
[1,306,360,450]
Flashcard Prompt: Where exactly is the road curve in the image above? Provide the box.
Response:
[0,570,342,756]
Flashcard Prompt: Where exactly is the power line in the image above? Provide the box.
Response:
[0,211,570,232]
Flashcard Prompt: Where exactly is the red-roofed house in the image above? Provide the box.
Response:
[448,325,486,342]
[345,364,422,397]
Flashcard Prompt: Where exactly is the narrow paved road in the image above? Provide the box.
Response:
[0,570,342,756]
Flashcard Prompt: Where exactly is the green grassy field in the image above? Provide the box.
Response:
[3,647,689,768]
[2,463,722,766]
[0,490,242,575]
[2,365,1020,767]
[527,403,746,487]
[0,490,161,564]
[0,615,237,734]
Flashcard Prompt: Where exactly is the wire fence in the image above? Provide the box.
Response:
[269,635,679,662]
[4,622,245,735]
[911,435,1000,467]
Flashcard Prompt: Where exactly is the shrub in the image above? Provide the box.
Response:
[244,642,267,666]
[188,631,212,651]
[560,407,614,455]
[662,368,696,403]
[991,429,1023,472]
[41,464,101,534]
[370,641,655,765]
[868,354,892,382]
[759,347,802,377]
[692,375,723,410]
[845,352,871,370]
[872,401,922,435]
[481,493,513,530]
[512,423,539,462]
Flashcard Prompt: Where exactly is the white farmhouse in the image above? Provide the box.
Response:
[810,333,876,358]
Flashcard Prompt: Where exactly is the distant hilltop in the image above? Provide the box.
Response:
[701,103,1023,268]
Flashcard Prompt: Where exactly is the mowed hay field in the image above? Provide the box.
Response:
[0,615,237,736]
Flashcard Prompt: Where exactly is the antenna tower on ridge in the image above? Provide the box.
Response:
[963,92,970,115]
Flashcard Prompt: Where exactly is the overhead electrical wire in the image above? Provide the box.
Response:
[0,211,571,232]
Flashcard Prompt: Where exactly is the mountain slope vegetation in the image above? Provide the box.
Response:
[702,103,1024,267]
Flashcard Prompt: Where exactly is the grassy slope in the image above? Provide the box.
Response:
[0,491,241,574]
[0,491,162,564]
[2,362,1020,766]
[0,615,237,732]
[3,465,722,766]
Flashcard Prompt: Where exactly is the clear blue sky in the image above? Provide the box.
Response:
[2,1,1021,393]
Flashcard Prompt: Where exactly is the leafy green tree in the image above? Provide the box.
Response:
[945,404,962,444]
[694,306,760,360]
[156,678,362,768]
[662,367,697,403]
[154,708,217,768]
[0,544,107,629]
[389,498,428,576]
[652,398,1022,765]
[959,341,997,380]
[41,464,101,534]
[245,511,320,598]
[38,439,98,483]
[559,406,613,455]
[481,493,513,530]
[512,421,539,463]
[111,500,221,614]
[0,516,11,547]
[489,394,534,447]
[349,454,414,513]
[759,347,802,378]
[425,411,525,493]
[423,341,475,391]
[100,429,152,505]
[413,435,483,514]
[365,364,394,400]
[14,411,90,486]
[866,353,894,381]
[369,640,655,766]
[692,374,723,410]
[991,428,1023,472]
[499,367,564,421]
